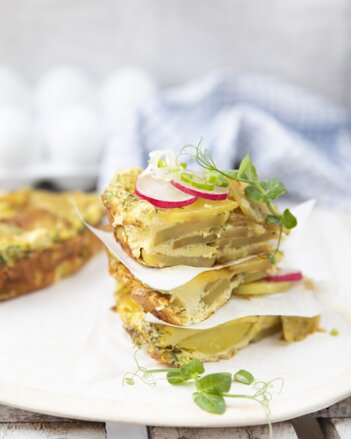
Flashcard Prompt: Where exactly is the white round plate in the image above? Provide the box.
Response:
[0,306,350,427]
[0,208,350,427]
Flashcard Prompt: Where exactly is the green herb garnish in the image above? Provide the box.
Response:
[122,350,170,387]
[234,369,255,385]
[193,392,226,414]
[124,352,283,437]
[166,358,204,384]
[330,328,340,336]
[179,140,297,263]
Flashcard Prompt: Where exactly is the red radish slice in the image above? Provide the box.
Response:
[171,178,229,201]
[264,271,303,282]
[135,174,197,208]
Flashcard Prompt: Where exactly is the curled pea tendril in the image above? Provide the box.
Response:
[178,139,297,264]
[123,350,175,387]
[123,350,283,438]
[223,378,284,438]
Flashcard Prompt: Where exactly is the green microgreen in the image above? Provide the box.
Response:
[179,140,298,264]
[282,208,298,229]
[195,372,232,394]
[124,352,283,438]
[234,369,255,385]
[166,358,204,384]
[193,392,226,414]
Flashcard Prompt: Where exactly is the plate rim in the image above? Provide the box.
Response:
[0,365,350,427]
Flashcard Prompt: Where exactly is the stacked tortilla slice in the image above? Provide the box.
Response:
[103,167,320,366]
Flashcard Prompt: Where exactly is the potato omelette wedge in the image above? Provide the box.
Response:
[0,188,104,300]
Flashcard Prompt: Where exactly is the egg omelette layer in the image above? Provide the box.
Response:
[102,167,283,268]
[108,252,289,326]
[115,283,320,367]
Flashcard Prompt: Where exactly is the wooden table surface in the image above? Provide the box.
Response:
[1,397,350,438]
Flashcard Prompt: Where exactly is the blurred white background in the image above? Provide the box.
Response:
[0,0,349,105]
[0,0,350,195]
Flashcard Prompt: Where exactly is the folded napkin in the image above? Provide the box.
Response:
[99,70,351,209]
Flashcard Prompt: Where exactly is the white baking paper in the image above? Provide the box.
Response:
[144,283,324,329]
[0,205,350,426]
[77,199,316,291]
[81,224,256,290]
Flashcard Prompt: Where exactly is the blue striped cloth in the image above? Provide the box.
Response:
[99,71,351,209]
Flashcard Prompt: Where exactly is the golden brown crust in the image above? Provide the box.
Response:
[131,288,183,326]
[0,229,101,301]
[109,256,183,325]
[0,188,105,300]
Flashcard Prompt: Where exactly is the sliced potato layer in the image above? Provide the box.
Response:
[116,284,320,366]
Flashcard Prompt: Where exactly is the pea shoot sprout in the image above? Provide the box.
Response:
[124,351,283,438]
[123,350,171,387]
[178,140,297,263]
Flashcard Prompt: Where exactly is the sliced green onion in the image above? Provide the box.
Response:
[204,171,219,184]
[168,167,181,173]
[216,175,229,188]
[180,162,187,169]
[204,170,229,188]
[157,159,167,168]
[234,369,254,385]
[180,172,215,191]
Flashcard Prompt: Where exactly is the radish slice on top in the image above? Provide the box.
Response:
[264,271,303,283]
[135,174,197,208]
[171,177,229,201]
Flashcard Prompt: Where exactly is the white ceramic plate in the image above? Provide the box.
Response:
[0,208,349,427]
[0,360,350,428]
[0,303,350,427]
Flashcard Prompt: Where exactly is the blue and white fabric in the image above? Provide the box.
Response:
[99,71,351,209]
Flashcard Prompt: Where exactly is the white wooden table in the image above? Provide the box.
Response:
[1,398,350,438]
